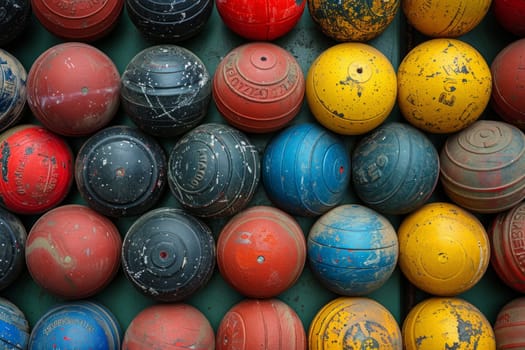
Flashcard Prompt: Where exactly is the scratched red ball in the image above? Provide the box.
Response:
[123,303,214,350]
[217,205,306,298]
[27,42,120,136]
[25,204,122,299]
[0,124,74,215]
[494,297,525,349]
[489,201,525,293]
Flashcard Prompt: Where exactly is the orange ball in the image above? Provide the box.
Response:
[217,206,306,298]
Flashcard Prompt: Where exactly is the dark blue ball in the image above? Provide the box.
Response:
[262,123,350,217]
[352,122,439,215]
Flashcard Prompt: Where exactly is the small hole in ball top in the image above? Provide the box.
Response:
[356,67,363,74]
[159,251,168,259]
[339,166,344,175]
[260,56,267,62]
[257,255,265,264]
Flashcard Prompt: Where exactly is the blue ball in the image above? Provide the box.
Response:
[307,204,398,296]
[28,301,121,350]
[262,123,350,216]
[0,297,29,349]
[352,122,439,215]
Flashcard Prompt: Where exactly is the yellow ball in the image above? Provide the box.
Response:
[309,297,402,350]
[306,43,397,135]
[403,0,491,37]
[403,297,496,350]
[397,38,492,134]
[308,0,400,42]
[398,202,490,296]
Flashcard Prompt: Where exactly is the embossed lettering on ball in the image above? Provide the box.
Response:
[28,301,121,350]
[121,45,212,137]
[489,202,525,293]
[308,0,400,42]
[397,38,492,134]
[168,123,260,218]
[352,122,439,215]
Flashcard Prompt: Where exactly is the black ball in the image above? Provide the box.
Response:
[0,207,26,291]
[126,0,213,42]
[0,0,30,47]
[121,207,216,302]
[75,125,167,217]
[168,123,260,218]
[121,45,211,137]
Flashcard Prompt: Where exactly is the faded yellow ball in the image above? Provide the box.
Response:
[403,0,491,37]
[306,42,397,135]
[398,202,490,296]
[309,297,402,350]
[403,298,495,350]
[397,38,492,134]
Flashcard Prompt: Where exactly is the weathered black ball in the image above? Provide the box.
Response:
[168,123,260,218]
[0,207,26,291]
[126,0,213,42]
[75,125,167,217]
[121,45,211,137]
[121,207,216,302]
[0,0,30,47]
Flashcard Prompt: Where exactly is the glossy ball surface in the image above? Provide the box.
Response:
[27,42,120,136]
[217,205,306,298]
[262,123,350,216]
[493,0,525,37]
[25,204,122,299]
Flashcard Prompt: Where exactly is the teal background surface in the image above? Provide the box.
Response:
[2,0,521,336]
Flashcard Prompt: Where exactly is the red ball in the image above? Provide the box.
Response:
[25,204,121,299]
[216,0,305,40]
[491,39,525,129]
[217,206,306,298]
[213,42,305,133]
[489,201,525,293]
[123,304,214,350]
[494,297,525,349]
[0,125,73,215]
[31,0,124,41]
[493,0,525,37]
[27,42,120,136]
[216,299,306,350]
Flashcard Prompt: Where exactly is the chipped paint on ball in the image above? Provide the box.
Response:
[403,0,491,37]
[402,298,495,350]
[0,49,26,133]
[306,42,397,135]
[308,0,400,42]
[307,204,398,296]
[398,202,490,296]
[397,38,492,134]
[309,297,402,350]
